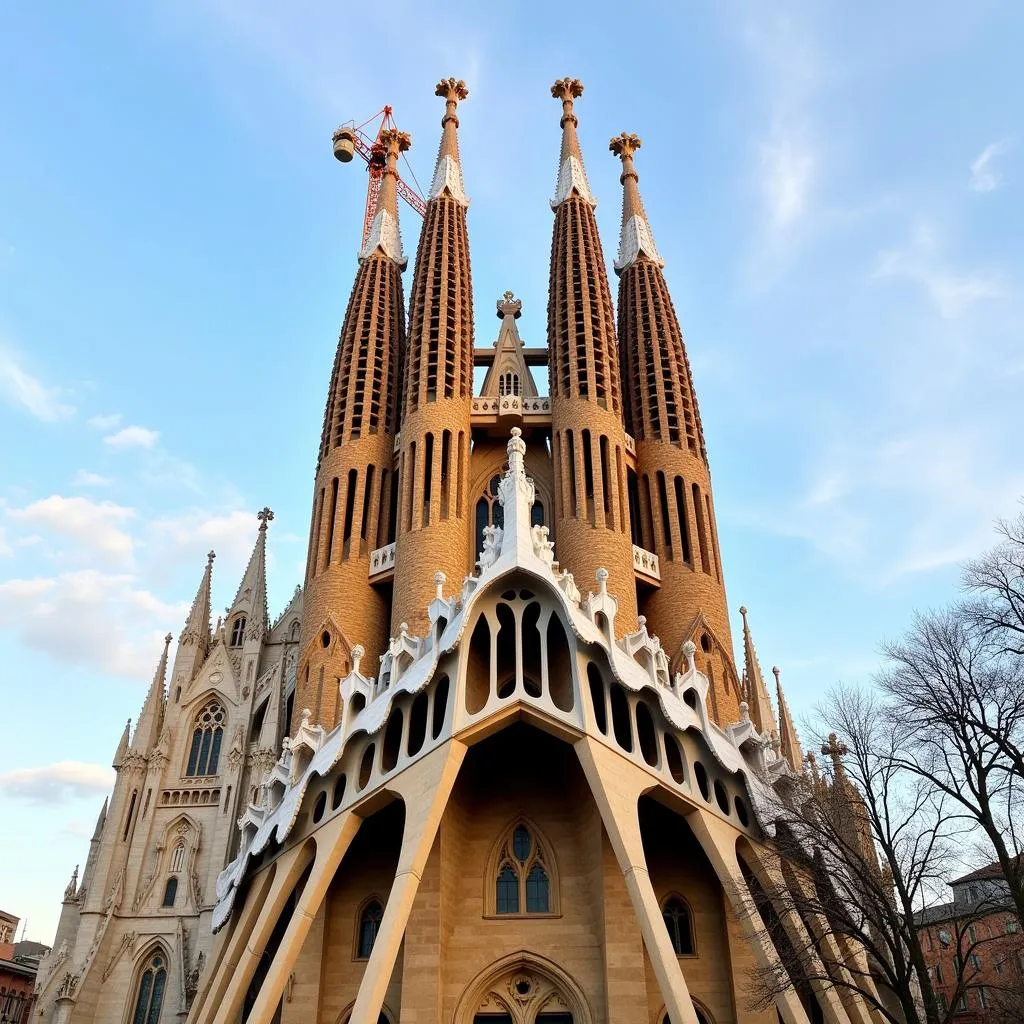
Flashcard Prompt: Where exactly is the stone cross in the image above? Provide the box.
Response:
[258,507,274,530]
[821,732,849,771]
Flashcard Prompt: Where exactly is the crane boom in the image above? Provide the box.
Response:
[333,107,427,249]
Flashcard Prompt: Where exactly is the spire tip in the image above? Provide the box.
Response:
[551,77,584,101]
[609,132,642,159]
[435,77,469,103]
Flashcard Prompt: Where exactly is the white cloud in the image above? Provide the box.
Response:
[104,425,160,449]
[760,138,815,230]
[72,470,113,488]
[87,413,122,431]
[0,570,184,679]
[874,225,1008,318]
[0,761,115,804]
[969,138,1012,192]
[0,527,11,558]
[0,347,74,422]
[7,495,136,562]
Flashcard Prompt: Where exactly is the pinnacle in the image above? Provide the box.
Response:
[609,132,642,159]
[551,77,584,102]
[435,77,469,103]
[427,77,469,206]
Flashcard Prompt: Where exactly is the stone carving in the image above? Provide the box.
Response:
[476,524,503,572]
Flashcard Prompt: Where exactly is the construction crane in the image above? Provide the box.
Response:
[332,107,427,249]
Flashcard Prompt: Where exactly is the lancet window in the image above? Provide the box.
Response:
[229,615,247,648]
[499,371,522,397]
[475,475,505,556]
[355,898,384,959]
[130,950,167,1024]
[490,823,555,916]
[162,877,177,907]
[661,895,695,955]
[186,700,225,777]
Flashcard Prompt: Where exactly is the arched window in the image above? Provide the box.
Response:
[491,822,555,916]
[664,1008,711,1024]
[186,700,225,777]
[662,895,695,955]
[475,475,505,557]
[531,500,545,528]
[356,899,384,959]
[162,877,178,907]
[169,840,185,874]
[130,950,167,1024]
[229,615,247,647]
[499,371,522,397]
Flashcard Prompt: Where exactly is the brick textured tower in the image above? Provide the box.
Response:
[296,128,410,729]
[392,78,475,635]
[546,79,637,632]
[611,133,739,722]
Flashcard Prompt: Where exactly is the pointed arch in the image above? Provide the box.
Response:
[124,941,171,1024]
[185,698,225,777]
[454,951,592,1024]
[660,891,697,956]
[656,1001,714,1024]
[484,817,560,917]
[336,1001,395,1024]
[352,893,386,960]
[670,612,741,697]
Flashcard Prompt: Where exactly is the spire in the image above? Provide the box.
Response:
[112,719,130,768]
[229,508,272,634]
[427,77,469,206]
[359,128,411,268]
[546,78,621,412]
[479,291,539,399]
[180,550,214,650]
[402,78,474,416]
[773,665,804,772]
[739,607,775,737]
[609,133,663,271]
[131,632,172,754]
[550,78,595,208]
[91,797,108,841]
[611,133,705,457]
[63,865,79,902]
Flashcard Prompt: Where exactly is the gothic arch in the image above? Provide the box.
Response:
[335,1001,395,1024]
[484,817,560,917]
[454,951,593,1024]
[654,1000,714,1024]
[351,892,386,960]
[121,940,173,1024]
[466,456,554,565]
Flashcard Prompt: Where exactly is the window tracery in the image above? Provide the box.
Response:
[229,615,247,648]
[355,898,384,959]
[186,700,225,777]
[488,822,556,916]
[170,840,185,874]
[130,950,167,1024]
[499,371,522,397]
[661,894,695,955]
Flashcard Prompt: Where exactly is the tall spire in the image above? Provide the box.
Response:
[773,665,803,772]
[131,632,172,754]
[296,119,414,731]
[391,77,475,640]
[358,128,411,268]
[171,550,214,689]
[112,719,130,768]
[545,78,637,634]
[609,133,663,271]
[229,508,272,634]
[739,607,774,737]
[91,796,108,841]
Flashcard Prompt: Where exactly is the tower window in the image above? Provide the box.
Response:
[490,822,555,916]
[356,898,384,959]
[130,951,167,1024]
[162,877,178,908]
[170,840,185,874]
[474,475,505,556]
[662,896,695,955]
[186,700,225,777]
[229,616,247,648]
[499,372,521,397]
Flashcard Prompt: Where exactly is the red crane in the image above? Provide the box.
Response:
[332,106,427,249]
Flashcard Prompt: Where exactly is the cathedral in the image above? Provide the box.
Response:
[34,78,882,1024]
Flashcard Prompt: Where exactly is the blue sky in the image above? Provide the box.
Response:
[1,1,1021,942]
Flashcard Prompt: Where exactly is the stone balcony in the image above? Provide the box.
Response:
[632,543,661,585]
[368,541,396,582]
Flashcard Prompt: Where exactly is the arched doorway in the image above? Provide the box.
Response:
[455,952,591,1024]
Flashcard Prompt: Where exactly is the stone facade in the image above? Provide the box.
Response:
[40,77,884,1024]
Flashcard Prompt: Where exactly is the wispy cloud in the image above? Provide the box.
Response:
[969,138,1013,192]
[0,527,11,558]
[87,412,122,431]
[7,495,136,562]
[104,425,160,449]
[873,224,1009,318]
[0,346,74,422]
[72,470,114,488]
[760,138,815,230]
[0,761,115,804]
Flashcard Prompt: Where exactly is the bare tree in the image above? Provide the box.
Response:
[740,684,992,1024]
[879,601,1024,922]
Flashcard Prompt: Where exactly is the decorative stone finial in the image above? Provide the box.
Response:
[164,632,173,646]
[739,605,748,617]
[682,639,697,673]
[739,700,750,722]
[378,128,411,155]
[772,665,781,681]
[497,290,522,320]
[257,507,274,531]
[596,567,609,594]
[821,732,849,767]
[207,550,216,565]
[434,571,447,599]
[301,708,312,728]
[64,865,79,901]
[351,644,364,674]
[435,77,469,104]
[609,132,642,160]
[400,622,409,636]
[551,77,584,103]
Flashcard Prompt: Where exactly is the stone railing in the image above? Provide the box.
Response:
[470,396,552,417]
[624,432,636,456]
[632,543,661,581]
[368,542,396,579]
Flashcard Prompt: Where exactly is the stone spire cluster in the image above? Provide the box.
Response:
[297,127,411,728]
[546,79,638,631]
[610,131,737,717]
[391,78,475,637]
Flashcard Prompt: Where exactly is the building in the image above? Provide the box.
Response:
[38,78,884,1024]
[916,860,1024,1020]
[1,913,47,1024]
